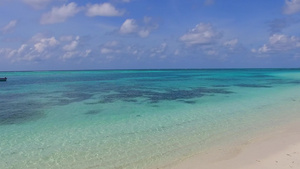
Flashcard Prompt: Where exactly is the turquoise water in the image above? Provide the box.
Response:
[1,69,300,169]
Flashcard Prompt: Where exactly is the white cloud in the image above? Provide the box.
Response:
[179,23,243,58]
[63,36,79,51]
[119,17,158,38]
[224,39,238,47]
[151,42,168,58]
[141,16,159,38]
[138,29,150,38]
[268,34,299,50]
[86,3,123,17]
[1,20,17,33]
[34,36,59,53]
[0,33,92,62]
[120,19,138,34]
[84,49,92,57]
[126,45,144,56]
[40,2,81,24]
[61,49,92,60]
[269,33,294,45]
[101,48,114,54]
[253,34,300,54]
[180,23,222,46]
[158,43,167,53]
[100,41,121,55]
[0,44,32,61]
[61,48,91,60]
[283,0,300,14]
[18,44,28,54]
[251,48,257,53]
[62,51,77,60]
[28,34,59,61]
[0,48,17,58]
[60,36,91,60]
[257,44,270,53]
[22,0,52,9]
[98,41,145,59]
[0,35,59,62]
[63,40,78,51]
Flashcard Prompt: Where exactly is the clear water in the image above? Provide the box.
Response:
[1,69,300,169]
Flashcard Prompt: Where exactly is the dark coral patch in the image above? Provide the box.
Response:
[235,84,272,88]
[85,110,102,115]
[97,87,233,104]
[0,101,45,125]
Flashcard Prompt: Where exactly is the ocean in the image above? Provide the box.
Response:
[1,69,300,169]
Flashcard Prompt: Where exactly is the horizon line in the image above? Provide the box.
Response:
[1,67,300,72]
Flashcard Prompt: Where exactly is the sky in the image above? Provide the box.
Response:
[1,0,300,71]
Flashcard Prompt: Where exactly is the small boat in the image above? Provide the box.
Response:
[0,77,7,81]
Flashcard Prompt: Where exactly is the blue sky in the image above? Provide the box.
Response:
[1,0,300,70]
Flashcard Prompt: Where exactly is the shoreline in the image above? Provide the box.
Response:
[168,120,300,169]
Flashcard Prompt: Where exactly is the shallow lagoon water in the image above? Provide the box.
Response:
[1,69,300,169]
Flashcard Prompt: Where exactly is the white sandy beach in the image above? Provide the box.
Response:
[169,121,300,169]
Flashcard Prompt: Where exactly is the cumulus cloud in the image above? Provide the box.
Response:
[86,3,124,17]
[120,19,138,34]
[61,49,91,60]
[126,45,144,56]
[60,36,91,60]
[34,36,59,52]
[97,41,145,60]
[180,23,222,46]
[21,34,59,61]
[40,2,81,24]
[178,23,244,58]
[0,33,91,62]
[138,29,150,38]
[256,44,270,53]
[253,34,300,54]
[0,34,60,62]
[62,44,92,60]
[119,17,158,37]
[100,48,113,54]
[63,36,79,51]
[283,0,300,14]
[100,41,121,55]
[1,20,17,33]
[22,0,53,9]
[0,48,14,59]
[150,42,168,58]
